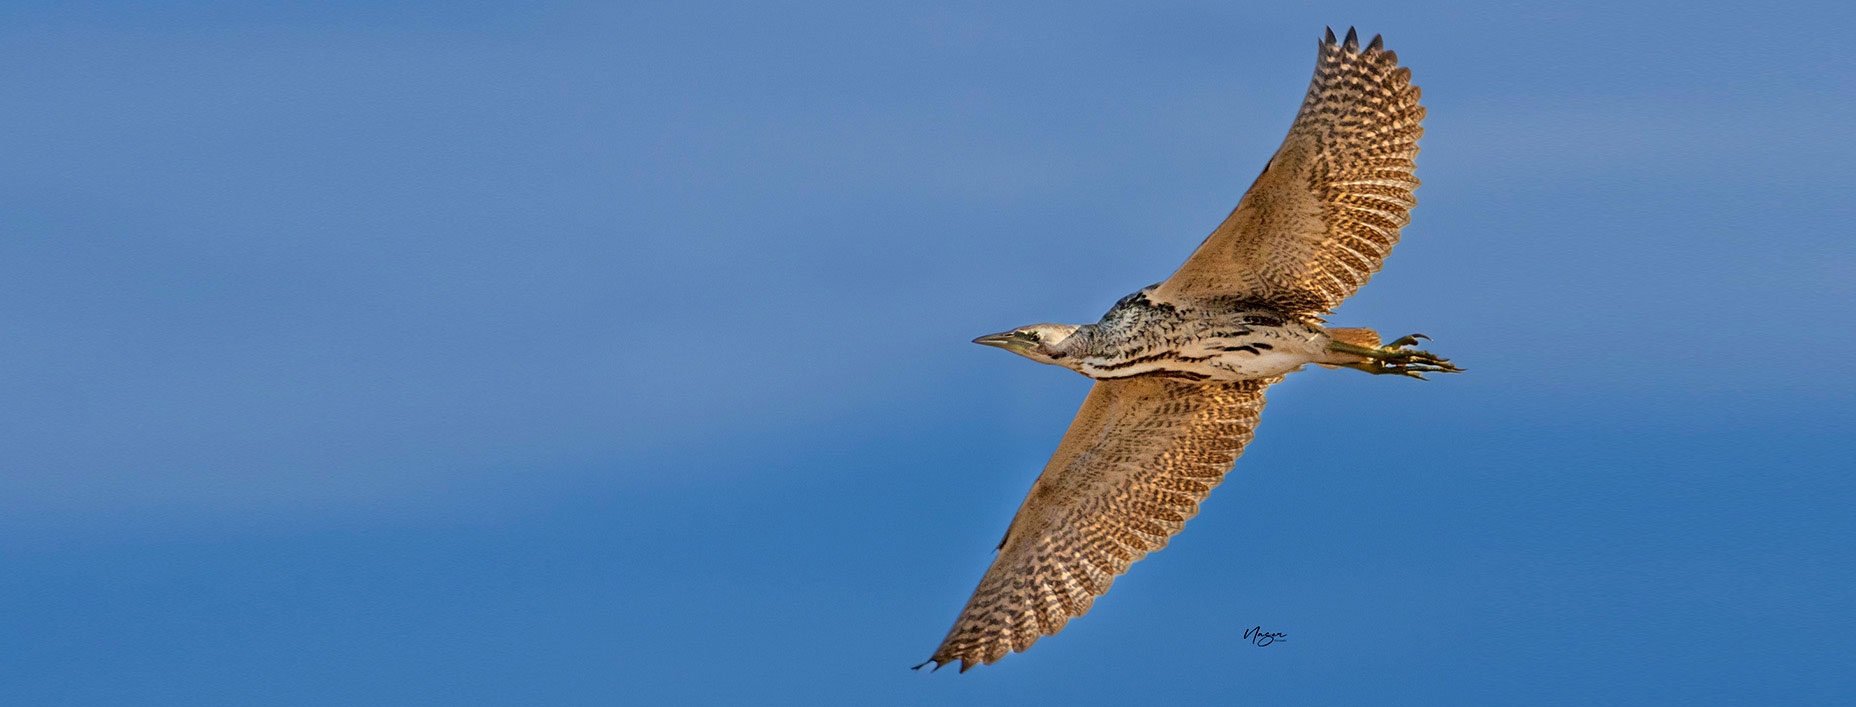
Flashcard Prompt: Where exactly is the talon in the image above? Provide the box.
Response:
[1327,335,1463,378]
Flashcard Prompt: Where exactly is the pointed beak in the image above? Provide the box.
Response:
[971,331,1020,350]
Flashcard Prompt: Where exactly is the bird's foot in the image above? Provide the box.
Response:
[1330,334,1462,380]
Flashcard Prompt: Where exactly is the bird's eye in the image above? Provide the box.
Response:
[1014,330,1038,340]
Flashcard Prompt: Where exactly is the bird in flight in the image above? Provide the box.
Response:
[917,28,1458,672]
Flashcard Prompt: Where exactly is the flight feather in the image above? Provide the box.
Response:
[1156,31,1424,313]
[918,376,1274,672]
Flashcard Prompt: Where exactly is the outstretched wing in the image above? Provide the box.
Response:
[1154,28,1424,314]
[918,376,1274,672]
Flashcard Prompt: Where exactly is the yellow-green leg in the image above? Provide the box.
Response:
[1328,333,1463,380]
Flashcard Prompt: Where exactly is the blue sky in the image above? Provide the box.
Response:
[3,1,1852,704]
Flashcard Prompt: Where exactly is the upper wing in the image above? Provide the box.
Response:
[1154,28,1424,313]
[918,376,1274,672]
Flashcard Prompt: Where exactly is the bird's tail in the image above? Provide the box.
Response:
[1317,328,1380,367]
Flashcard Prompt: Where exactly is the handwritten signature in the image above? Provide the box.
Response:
[1243,625,1287,646]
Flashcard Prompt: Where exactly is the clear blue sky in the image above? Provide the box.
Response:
[3,1,1852,704]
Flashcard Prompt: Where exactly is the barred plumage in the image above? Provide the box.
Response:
[1157,26,1425,313]
[918,377,1273,672]
[922,28,1455,673]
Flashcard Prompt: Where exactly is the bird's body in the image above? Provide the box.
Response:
[1040,288,1332,382]
[920,28,1460,673]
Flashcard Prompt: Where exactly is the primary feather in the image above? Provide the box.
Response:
[1156,29,1424,313]
[921,28,1440,672]
[918,377,1273,672]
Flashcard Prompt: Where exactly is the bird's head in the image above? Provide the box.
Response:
[972,323,1083,366]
